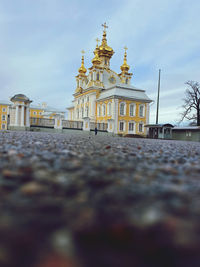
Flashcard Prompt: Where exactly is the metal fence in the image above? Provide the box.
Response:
[62,120,83,129]
[90,122,108,131]
[30,118,55,128]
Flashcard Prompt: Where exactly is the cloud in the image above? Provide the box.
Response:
[0,0,199,123]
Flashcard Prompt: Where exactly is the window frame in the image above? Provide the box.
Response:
[138,122,144,133]
[128,121,135,133]
[98,105,101,117]
[119,102,126,116]
[129,103,135,117]
[139,104,145,117]
[119,121,125,132]
[108,102,111,116]
[2,114,6,121]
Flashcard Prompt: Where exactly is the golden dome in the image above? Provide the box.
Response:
[78,51,87,74]
[120,46,130,73]
[98,23,114,59]
[92,39,101,65]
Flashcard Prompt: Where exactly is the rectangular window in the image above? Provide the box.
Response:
[139,123,143,132]
[2,108,6,112]
[129,104,135,116]
[119,122,124,131]
[139,105,144,117]
[2,115,6,121]
[2,124,6,129]
[129,122,134,132]
[120,103,125,116]
[33,111,37,115]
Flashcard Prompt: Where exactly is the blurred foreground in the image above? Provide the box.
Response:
[0,131,200,267]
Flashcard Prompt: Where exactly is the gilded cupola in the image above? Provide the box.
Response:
[92,38,101,66]
[120,46,130,73]
[78,50,87,75]
[98,23,114,60]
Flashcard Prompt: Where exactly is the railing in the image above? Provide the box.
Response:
[62,120,83,129]
[90,122,108,131]
[30,118,55,128]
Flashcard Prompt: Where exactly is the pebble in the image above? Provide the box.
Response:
[0,131,200,267]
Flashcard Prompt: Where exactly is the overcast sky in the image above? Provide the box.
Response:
[0,0,200,124]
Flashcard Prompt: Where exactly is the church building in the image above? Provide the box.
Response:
[68,23,152,135]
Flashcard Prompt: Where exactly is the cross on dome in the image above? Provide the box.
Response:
[102,22,108,31]
[96,38,100,46]
[124,46,128,52]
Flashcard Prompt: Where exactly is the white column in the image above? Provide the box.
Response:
[15,105,19,126]
[21,105,25,126]
[113,99,119,134]
[26,106,30,127]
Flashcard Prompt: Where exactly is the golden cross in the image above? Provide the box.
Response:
[96,38,100,46]
[124,46,128,52]
[102,22,108,31]
[81,50,85,55]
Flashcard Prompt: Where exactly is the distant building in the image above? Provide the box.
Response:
[67,24,152,135]
[172,127,200,142]
[0,94,66,130]
[145,124,174,139]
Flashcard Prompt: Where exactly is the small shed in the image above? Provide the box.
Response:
[172,127,200,142]
[145,124,174,139]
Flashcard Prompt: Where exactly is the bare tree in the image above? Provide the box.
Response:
[180,81,200,126]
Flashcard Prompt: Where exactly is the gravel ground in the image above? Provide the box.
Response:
[0,130,200,267]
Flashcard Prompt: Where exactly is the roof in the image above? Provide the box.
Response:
[145,123,174,128]
[30,104,65,113]
[10,94,32,103]
[97,85,152,102]
[173,127,200,131]
[0,100,12,105]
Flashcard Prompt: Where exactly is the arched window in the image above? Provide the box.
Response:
[126,78,128,84]
[120,103,125,116]
[96,72,100,81]
[77,109,79,119]
[139,105,144,117]
[129,104,135,117]
[105,59,107,65]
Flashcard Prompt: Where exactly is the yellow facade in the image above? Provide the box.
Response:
[0,104,9,130]
[68,24,152,136]
[0,102,64,130]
